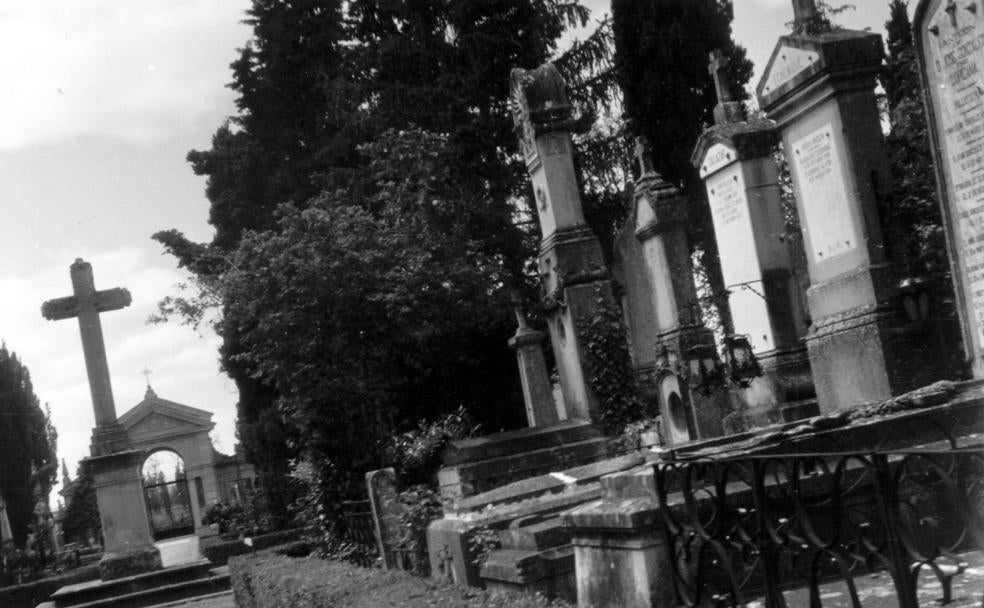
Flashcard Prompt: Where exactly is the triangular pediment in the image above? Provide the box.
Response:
[758,41,820,99]
[119,389,214,441]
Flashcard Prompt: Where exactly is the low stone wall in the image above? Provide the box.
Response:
[0,565,101,608]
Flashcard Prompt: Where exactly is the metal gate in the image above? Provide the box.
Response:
[143,478,195,540]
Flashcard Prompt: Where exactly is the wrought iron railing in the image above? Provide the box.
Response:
[655,448,984,607]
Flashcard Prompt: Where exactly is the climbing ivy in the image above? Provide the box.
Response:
[577,288,647,433]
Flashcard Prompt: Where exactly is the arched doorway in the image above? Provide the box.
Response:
[659,374,692,445]
[142,450,195,541]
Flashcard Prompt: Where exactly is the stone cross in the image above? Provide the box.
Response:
[792,0,820,31]
[42,259,131,428]
[709,50,733,104]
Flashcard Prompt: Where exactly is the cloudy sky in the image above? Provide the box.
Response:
[0,0,910,506]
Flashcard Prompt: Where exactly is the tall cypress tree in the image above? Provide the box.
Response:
[881,0,948,277]
[0,345,56,547]
[612,0,752,328]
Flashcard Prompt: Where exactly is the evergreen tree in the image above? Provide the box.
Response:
[0,345,57,547]
[154,0,597,507]
[611,0,752,328]
[881,0,948,277]
[61,467,100,546]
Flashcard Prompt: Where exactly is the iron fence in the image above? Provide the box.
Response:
[655,447,984,607]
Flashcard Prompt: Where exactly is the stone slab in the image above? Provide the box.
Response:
[454,474,566,513]
[441,419,600,465]
[498,517,570,552]
[51,561,213,607]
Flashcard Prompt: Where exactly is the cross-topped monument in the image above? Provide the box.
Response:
[708,50,745,125]
[42,259,162,579]
[42,258,132,455]
[792,0,820,32]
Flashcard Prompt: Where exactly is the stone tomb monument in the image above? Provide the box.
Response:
[915,0,984,378]
[692,50,815,424]
[509,62,612,423]
[42,259,163,579]
[626,139,731,444]
[757,0,952,412]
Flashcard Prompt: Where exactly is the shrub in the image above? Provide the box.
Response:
[200,527,311,566]
[229,552,573,608]
[395,484,443,575]
[0,565,100,608]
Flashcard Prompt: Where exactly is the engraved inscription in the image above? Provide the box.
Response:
[790,124,858,263]
[924,2,984,345]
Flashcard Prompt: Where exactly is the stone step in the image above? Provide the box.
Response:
[454,452,646,513]
[442,419,603,466]
[445,436,617,498]
[43,562,227,608]
[498,516,569,552]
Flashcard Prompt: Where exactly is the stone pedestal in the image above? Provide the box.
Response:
[563,467,675,608]
[90,422,132,457]
[86,449,162,580]
[758,23,952,412]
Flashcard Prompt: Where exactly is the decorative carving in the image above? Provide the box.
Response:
[509,63,574,162]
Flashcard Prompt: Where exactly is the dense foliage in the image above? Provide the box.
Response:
[881,0,948,279]
[59,467,100,547]
[0,345,56,548]
[155,0,599,516]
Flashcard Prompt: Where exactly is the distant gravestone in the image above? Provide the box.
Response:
[916,0,984,377]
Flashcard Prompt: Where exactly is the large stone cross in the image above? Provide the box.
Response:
[42,259,131,428]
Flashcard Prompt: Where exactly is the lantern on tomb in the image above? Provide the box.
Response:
[897,277,931,324]
[685,343,726,396]
[723,334,763,389]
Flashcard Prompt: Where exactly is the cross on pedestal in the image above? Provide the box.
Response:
[708,49,733,105]
[792,0,820,32]
[42,259,131,431]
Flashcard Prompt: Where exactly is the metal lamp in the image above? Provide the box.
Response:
[685,343,726,396]
[897,277,931,323]
[724,334,763,388]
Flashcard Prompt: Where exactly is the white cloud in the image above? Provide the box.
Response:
[0,0,251,151]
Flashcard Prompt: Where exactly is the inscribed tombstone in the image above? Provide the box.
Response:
[916,0,984,374]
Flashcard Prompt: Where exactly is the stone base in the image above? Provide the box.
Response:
[98,545,163,581]
[806,307,958,414]
[89,423,132,456]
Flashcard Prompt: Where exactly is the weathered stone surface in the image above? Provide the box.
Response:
[757,20,957,413]
[915,0,984,378]
[98,546,163,581]
[366,468,403,570]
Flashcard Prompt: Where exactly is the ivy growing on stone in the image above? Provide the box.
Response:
[577,288,647,434]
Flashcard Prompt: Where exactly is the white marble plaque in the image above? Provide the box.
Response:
[920,1,984,352]
[707,165,773,352]
[790,124,858,263]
